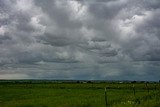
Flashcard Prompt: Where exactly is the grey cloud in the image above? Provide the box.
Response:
[38,33,82,47]
[88,0,127,19]
[35,0,82,29]
[0,0,160,80]
[0,35,11,44]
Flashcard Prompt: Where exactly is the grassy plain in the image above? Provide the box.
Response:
[0,80,159,107]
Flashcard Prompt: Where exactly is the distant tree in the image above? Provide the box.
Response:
[76,81,80,83]
[87,81,92,83]
[131,81,136,83]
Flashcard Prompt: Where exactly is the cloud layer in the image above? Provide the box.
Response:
[0,0,160,81]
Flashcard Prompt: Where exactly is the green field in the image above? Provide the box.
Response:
[0,80,160,107]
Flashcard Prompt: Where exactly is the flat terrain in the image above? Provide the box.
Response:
[0,80,159,107]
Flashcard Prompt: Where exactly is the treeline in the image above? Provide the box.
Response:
[0,79,159,84]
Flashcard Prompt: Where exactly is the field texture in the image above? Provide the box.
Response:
[0,81,160,107]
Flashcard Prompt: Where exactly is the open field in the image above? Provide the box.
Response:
[0,80,160,107]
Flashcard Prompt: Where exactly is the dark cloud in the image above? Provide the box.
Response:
[0,0,160,80]
[0,35,11,44]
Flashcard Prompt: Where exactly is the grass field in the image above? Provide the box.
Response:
[0,80,159,107]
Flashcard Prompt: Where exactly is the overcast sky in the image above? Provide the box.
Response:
[0,0,160,81]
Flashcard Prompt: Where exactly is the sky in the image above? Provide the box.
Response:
[0,0,160,81]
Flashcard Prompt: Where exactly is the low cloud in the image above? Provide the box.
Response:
[0,0,160,81]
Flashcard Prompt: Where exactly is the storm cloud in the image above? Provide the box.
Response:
[0,0,160,81]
